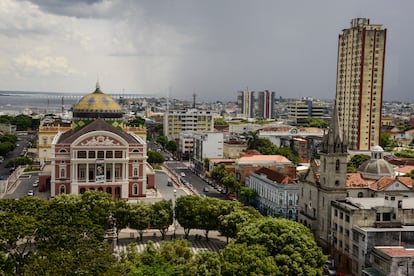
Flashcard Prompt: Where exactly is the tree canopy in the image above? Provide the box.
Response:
[0,192,326,275]
[147,150,164,164]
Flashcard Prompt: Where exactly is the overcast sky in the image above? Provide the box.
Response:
[0,0,412,102]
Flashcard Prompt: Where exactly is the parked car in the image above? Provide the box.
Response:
[180,172,186,177]
[203,187,209,192]
[27,190,34,196]
[33,179,39,187]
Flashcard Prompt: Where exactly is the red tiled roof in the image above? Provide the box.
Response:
[254,167,297,184]
[376,246,414,257]
[346,173,369,188]
[369,176,413,191]
[239,154,291,163]
[395,165,414,174]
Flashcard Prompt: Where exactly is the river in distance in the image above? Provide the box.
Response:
[0,91,147,115]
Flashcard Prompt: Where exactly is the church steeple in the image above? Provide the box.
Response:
[321,105,348,154]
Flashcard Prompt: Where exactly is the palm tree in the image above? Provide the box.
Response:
[246,131,259,150]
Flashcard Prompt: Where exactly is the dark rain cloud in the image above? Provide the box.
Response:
[12,0,414,102]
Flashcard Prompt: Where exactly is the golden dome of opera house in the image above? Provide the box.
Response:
[39,83,154,199]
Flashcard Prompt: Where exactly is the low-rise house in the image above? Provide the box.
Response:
[246,167,298,219]
[235,152,295,185]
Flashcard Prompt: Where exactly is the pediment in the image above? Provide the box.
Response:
[76,135,123,147]
[383,181,410,192]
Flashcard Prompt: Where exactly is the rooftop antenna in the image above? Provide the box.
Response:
[192,92,196,108]
[167,86,172,111]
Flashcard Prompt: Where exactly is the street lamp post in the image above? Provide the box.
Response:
[173,189,177,239]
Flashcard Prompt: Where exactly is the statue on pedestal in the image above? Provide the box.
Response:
[105,214,117,254]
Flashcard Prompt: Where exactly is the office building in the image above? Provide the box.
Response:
[256,90,275,119]
[163,109,214,140]
[335,18,386,150]
[287,97,326,125]
[237,87,255,119]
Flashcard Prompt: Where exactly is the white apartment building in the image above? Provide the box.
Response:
[193,132,224,174]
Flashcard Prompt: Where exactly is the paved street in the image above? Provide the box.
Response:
[164,161,227,200]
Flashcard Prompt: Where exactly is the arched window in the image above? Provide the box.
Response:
[133,167,138,177]
[133,184,138,195]
[80,188,86,194]
[358,192,363,198]
[335,159,340,171]
[59,149,67,153]
[335,180,340,186]
[59,185,66,194]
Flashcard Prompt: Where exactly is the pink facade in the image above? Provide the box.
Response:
[51,119,151,200]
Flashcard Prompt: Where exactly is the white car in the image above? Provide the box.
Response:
[27,190,34,196]
[180,172,186,177]
[33,180,39,187]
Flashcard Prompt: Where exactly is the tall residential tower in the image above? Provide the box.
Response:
[237,87,255,119]
[335,18,386,150]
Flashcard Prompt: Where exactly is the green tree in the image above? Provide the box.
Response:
[234,217,326,275]
[221,173,241,194]
[0,212,38,274]
[0,142,14,156]
[347,154,370,172]
[80,190,115,228]
[121,240,195,275]
[246,131,260,150]
[239,186,257,205]
[150,200,173,240]
[194,251,222,276]
[166,140,177,152]
[0,134,17,144]
[5,156,33,168]
[211,164,226,182]
[203,158,210,172]
[380,133,395,149]
[405,169,414,179]
[302,118,329,128]
[113,200,132,238]
[175,195,202,238]
[214,118,229,126]
[156,135,168,148]
[218,206,260,243]
[23,239,117,276]
[11,114,33,131]
[147,150,165,164]
[127,116,145,127]
[129,202,152,241]
[220,243,278,275]
[198,198,234,241]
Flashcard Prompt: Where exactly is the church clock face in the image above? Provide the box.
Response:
[290,128,298,134]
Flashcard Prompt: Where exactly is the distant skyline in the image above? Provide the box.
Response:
[0,1,412,102]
